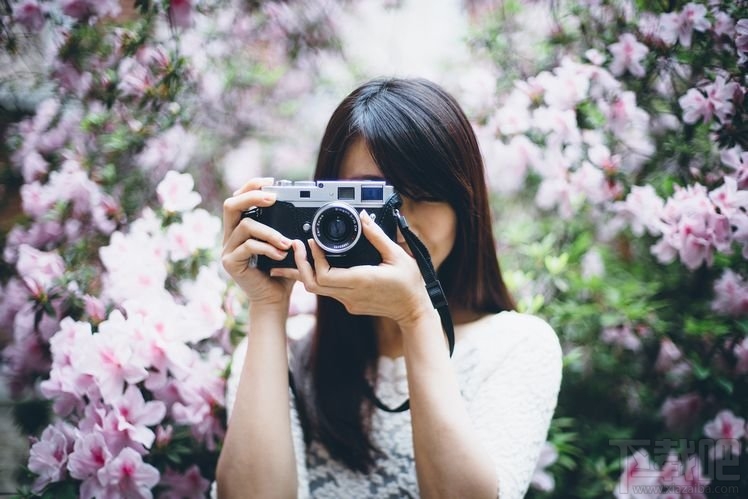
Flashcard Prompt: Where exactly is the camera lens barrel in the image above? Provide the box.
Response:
[312,202,362,254]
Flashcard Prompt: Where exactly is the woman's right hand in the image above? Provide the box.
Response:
[222,178,295,310]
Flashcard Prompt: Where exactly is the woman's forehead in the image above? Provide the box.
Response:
[339,138,384,180]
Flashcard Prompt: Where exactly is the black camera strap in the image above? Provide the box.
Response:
[363,205,455,413]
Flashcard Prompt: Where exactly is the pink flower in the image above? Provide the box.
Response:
[615,185,664,237]
[614,449,660,499]
[733,338,748,374]
[28,423,75,493]
[16,244,65,297]
[530,441,558,492]
[68,432,112,481]
[156,171,202,213]
[703,409,745,459]
[673,455,710,499]
[168,0,195,28]
[711,270,748,316]
[660,3,711,48]
[111,385,167,449]
[83,295,107,323]
[720,146,748,189]
[608,33,649,78]
[713,11,735,38]
[12,1,45,31]
[661,393,703,431]
[72,311,149,402]
[735,19,748,63]
[137,126,196,174]
[601,324,642,351]
[96,447,160,499]
[159,465,211,499]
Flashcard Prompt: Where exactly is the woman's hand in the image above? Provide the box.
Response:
[221,178,295,310]
[271,211,434,328]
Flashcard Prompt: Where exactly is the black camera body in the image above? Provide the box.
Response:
[242,180,399,270]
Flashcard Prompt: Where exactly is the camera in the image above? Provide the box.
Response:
[241,180,399,270]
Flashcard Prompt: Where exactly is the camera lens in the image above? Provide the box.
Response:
[312,202,361,254]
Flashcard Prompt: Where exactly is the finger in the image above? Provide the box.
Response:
[307,239,363,289]
[360,210,401,261]
[222,189,278,244]
[270,267,301,280]
[232,177,274,196]
[222,238,288,274]
[307,239,331,275]
[223,217,291,254]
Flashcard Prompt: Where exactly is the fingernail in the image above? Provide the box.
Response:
[360,209,371,223]
[263,193,277,202]
[279,237,291,248]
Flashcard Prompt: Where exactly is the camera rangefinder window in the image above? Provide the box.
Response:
[338,186,355,200]
[361,186,384,201]
[312,202,362,253]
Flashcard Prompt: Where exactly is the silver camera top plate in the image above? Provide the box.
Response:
[262,180,395,208]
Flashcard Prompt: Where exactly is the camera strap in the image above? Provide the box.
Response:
[362,194,455,413]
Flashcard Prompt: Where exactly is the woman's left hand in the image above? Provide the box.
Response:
[271,211,434,328]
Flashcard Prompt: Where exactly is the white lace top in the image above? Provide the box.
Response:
[226,311,563,499]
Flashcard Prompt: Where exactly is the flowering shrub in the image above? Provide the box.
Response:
[0,0,349,496]
[472,0,748,497]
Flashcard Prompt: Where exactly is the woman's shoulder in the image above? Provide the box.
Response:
[461,311,562,371]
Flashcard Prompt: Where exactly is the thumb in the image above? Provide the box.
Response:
[360,210,401,260]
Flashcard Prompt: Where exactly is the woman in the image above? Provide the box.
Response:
[217,78,562,498]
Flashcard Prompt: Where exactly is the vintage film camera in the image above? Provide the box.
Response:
[241,180,399,270]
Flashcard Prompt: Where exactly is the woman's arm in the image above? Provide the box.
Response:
[215,304,298,499]
[217,178,301,498]
[399,306,498,499]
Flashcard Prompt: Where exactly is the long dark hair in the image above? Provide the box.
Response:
[300,77,515,472]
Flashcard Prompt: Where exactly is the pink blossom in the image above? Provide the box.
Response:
[68,432,112,481]
[720,146,748,189]
[16,244,65,297]
[673,455,710,499]
[661,393,703,431]
[660,3,711,48]
[20,181,54,218]
[711,270,748,316]
[600,91,649,137]
[530,441,558,492]
[735,19,748,64]
[136,126,196,174]
[608,33,649,78]
[111,385,167,449]
[655,337,684,372]
[159,465,211,499]
[733,338,748,374]
[12,1,45,31]
[21,150,49,182]
[679,76,739,124]
[28,423,75,493]
[169,0,195,28]
[703,409,745,459]
[713,11,735,38]
[601,324,642,351]
[156,171,202,213]
[118,57,154,99]
[51,61,93,98]
[72,311,149,402]
[96,447,160,499]
[0,278,29,331]
[652,184,731,269]
[615,184,664,237]
[614,449,660,499]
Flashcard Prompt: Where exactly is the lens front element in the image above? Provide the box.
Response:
[312,202,361,254]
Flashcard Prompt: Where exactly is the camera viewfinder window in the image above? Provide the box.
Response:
[338,187,355,200]
[361,186,383,201]
[300,190,311,198]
